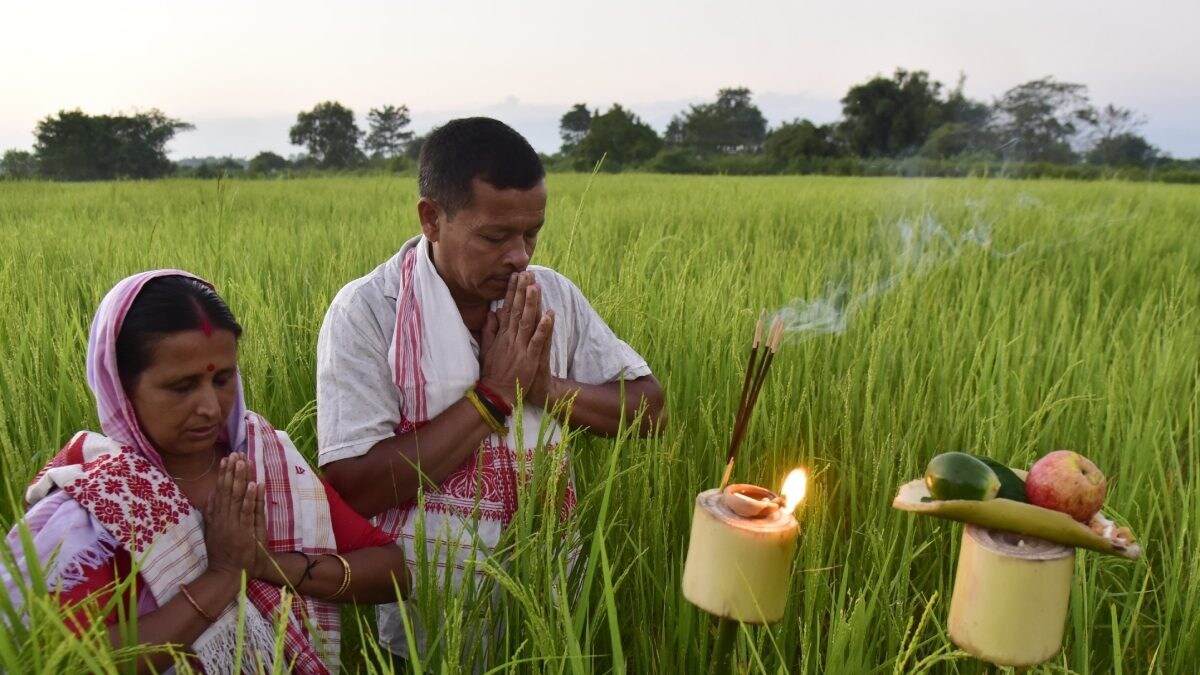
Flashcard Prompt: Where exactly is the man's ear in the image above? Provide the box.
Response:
[417,198,443,242]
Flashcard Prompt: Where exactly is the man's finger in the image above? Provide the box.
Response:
[529,309,555,356]
[539,310,555,359]
[481,310,499,355]
[498,274,518,334]
[508,272,530,334]
[516,284,540,343]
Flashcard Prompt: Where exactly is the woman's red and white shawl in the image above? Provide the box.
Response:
[5,269,341,674]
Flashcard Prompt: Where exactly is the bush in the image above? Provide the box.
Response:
[642,148,709,175]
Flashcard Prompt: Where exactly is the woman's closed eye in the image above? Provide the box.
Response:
[168,378,197,394]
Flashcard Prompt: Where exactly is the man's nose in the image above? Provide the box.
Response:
[504,240,531,270]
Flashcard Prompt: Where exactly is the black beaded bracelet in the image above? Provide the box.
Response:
[293,551,319,589]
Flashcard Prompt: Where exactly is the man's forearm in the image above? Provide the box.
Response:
[545,375,666,437]
[323,398,495,518]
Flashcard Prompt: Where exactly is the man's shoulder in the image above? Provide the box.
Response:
[323,249,407,339]
[332,250,407,310]
[528,265,583,301]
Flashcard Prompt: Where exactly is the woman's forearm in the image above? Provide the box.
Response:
[106,568,240,674]
[256,545,409,604]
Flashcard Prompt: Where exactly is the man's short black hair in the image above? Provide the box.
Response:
[418,117,545,217]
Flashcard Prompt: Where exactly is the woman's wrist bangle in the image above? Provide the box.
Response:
[179,582,217,623]
[324,553,352,600]
[292,551,319,590]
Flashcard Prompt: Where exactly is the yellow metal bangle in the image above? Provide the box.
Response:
[465,387,508,436]
[179,583,217,623]
[325,553,352,600]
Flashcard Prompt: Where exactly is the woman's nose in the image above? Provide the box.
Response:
[195,384,221,418]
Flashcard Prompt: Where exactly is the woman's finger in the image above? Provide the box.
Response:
[230,456,248,511]
[254,484,267,542]
[242,480,258,524]
[214,457,231,517]
[204,487,216,521]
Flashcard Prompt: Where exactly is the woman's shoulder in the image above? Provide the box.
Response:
[27,431,143,506]
[241,411,320,478]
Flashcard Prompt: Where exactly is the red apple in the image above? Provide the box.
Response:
[1025,450,1107,521]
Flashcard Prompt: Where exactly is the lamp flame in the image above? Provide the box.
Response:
[781,468,808,514]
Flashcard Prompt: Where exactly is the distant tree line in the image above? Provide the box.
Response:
[3,69,1198,182]
[0,101,421,181]
[1,109,192,181]
[554,72,1197,182]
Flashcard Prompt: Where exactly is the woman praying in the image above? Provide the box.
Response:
[2,270,407,674]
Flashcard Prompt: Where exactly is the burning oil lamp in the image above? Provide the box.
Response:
[682,469,808,624]
[684,312,801,671]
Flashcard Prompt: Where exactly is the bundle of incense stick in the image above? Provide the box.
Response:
[719,311,786,490]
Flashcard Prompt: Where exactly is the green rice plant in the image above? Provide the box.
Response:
[0,175,1197,672]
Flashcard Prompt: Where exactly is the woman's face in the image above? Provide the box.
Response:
[127,329,239,459]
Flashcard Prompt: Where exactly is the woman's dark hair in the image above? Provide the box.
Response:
[418,117,545,218]
[116,275,243,385]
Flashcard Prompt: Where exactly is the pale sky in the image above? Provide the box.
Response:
[2,0,1197,159]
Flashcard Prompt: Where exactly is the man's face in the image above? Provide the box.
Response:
[423,177,547,306]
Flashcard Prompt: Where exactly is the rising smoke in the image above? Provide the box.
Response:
[774,209,1028,343]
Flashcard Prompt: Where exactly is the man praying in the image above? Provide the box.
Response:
[315,117,665,662]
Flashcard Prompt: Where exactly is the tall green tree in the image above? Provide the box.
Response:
[289,101,364,168]
[665,87,767,155]
[1076,103,1157,167]
[573,104,661,171]
[365,104,414,159]
[405,134,427,162]
[1,150,38,179]
[764,120,843,167]
[559,104,593,153]
[921,75,995,158]
[34,109,192,180]
[991,77,1096,163]
[247,151,289,176]
[1091,104,1144,143]
[839,69,946,157]
[1087,133,1159,167]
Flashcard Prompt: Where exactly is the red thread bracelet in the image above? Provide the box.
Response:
[474,381,513,415]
